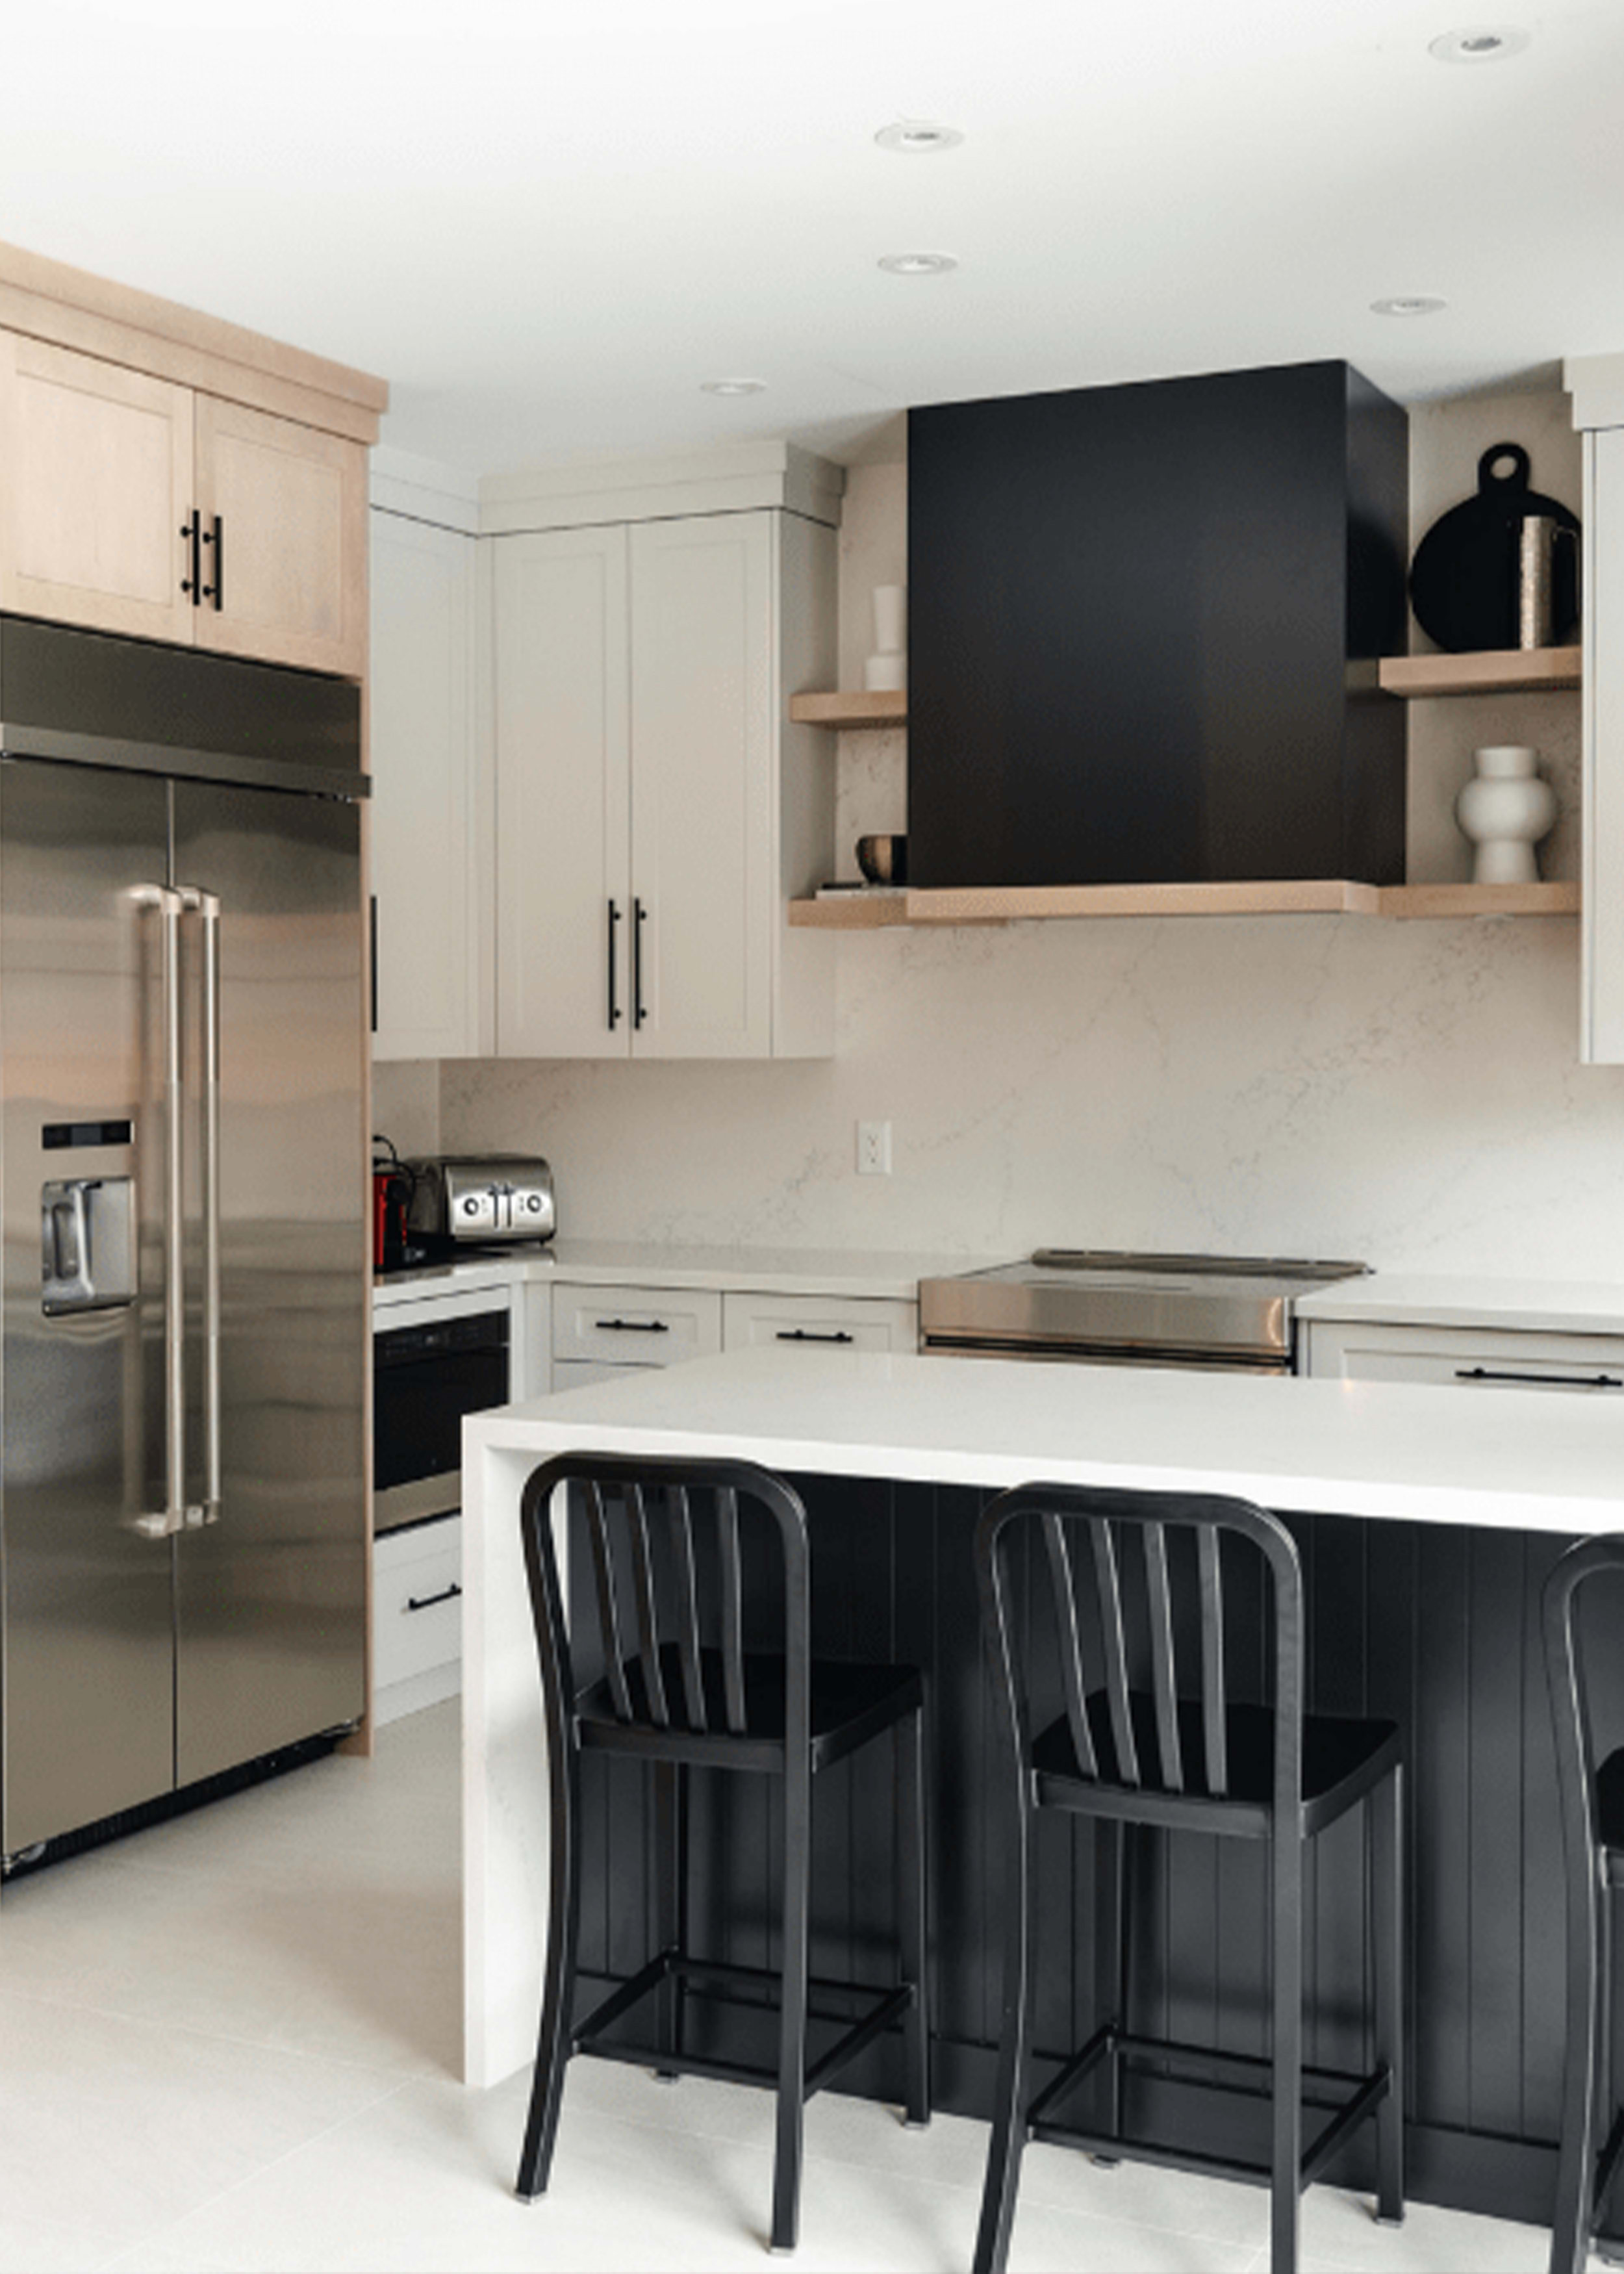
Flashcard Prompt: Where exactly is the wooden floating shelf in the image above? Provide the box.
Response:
[789,879,1581,929]
[788,689,907,728]
[789,893,913,930]
[1379,646,1582,697]
[1377,880,1580,919]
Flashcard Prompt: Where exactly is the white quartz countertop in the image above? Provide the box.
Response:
[1295,1273,1624,1335]
[466,1344,1624,1535]
[376,1240,978,1306]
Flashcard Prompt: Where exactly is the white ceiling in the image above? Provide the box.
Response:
[5,0,1622,472]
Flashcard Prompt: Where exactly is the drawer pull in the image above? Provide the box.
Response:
[405,1582,463,1613]
[776,1328,855,1346]
[1454,1366,1623,1391]
[594,1317,670,1334]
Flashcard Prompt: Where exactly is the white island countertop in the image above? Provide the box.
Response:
[467,1342,1624,1535]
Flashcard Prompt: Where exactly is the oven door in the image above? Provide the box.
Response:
[374,1290,512,1533]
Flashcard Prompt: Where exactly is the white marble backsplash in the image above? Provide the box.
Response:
[440,912,1624,1277]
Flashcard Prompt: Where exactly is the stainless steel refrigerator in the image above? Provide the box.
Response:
[0,619,367,1867]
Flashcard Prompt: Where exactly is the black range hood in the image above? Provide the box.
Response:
[907,359,1408,891]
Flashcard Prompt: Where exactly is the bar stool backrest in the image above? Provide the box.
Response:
[976,1483,1304,1817]
[1545,1534,1624,1858]
[519,1451,812,1747]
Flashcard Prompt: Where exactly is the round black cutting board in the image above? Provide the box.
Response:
[1410,442,1580,652]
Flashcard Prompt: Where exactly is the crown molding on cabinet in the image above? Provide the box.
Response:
[370,446,482,535]
[478,439,844,535]
[1566,352,1624,433]
[0,235,387,444]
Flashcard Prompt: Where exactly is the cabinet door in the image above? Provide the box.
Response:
[1584,425,1624,1061]
[722,1291,917,1353]
[551,1282,722,1368]
[370,511,485,1058]
[0,333,196,645]
[629,513,773,1058]
[494,528,631,1058]
[1304,1318,1624,1391]
[194,395,368,676]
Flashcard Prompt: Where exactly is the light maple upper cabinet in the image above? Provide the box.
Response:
[370,506,484,1060]
[194,396,368,676]
[0,333,198,645]
[492,465,838,1061]
[0,240,385,679]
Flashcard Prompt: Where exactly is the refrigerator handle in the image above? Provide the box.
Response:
[132,884,190,1540]
[179,886,223,1527]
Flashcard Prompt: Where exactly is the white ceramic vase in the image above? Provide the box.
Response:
[863,583,906,692]
[1454,745,1556,885]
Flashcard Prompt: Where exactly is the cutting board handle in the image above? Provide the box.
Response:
[1478,442,1532,493]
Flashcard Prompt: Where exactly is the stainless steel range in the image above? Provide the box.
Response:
[917,1251,1371,1373]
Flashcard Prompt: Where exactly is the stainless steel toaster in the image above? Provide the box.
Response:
[405,1155,556,1244]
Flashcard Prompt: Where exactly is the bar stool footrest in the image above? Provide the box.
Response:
[574,1950,916,2106]
[1027,2023,1389,2195]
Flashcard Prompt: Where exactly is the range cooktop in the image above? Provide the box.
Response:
[918,1249,1371,1370]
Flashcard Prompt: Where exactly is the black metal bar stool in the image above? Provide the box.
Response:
[1543,1533,1624,2274]
[972,1482,1404,2274]
[514,1452,931,2255]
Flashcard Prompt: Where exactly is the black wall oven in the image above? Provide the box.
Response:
[374,1285,512,1533]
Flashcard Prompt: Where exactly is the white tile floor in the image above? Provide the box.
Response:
[0,1703,1564,2273]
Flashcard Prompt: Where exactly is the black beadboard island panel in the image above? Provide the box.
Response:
[568,1477,1624,2228]
[906,359,1408,888]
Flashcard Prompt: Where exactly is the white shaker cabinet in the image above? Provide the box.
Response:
[1304,1317,1624,1391]
[1567,357,1624,1061]
[370,506,486,1060]
[494,524,631,1060]
[494,505,835,1060]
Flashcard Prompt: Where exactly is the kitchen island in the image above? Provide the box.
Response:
[463,1346,1624,2224]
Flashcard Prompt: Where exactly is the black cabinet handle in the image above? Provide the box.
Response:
[594,1316,670,1334]
[1455,1365,1623,1390]
[369,895,379,1034]
[632,897,647,1029]
[180,512,201,602]
[199,513,223,610]
[776,1328,855,1345]
[607,899,622,1028]
[405,1581,463,1613]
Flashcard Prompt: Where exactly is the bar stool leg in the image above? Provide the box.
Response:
[973,1798,1037,2274]
[1270,1830,1303,2274]
[770,1753,812,2253]
[653,1762,687,2080]
[1372,1764,1405,2225]
[1093,1820,1128,2153]
[1550,1840,1601,2274]
[516,1731,581,2201]
[898,1704,932,2128]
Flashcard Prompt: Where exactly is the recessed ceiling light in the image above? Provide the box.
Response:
[878,251,959,277]
[700,377,767,396]
[1428,25,1530,61]
[874,120,963,155]
[1371,296,1449,317]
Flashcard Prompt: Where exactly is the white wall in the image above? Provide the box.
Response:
[437,381,1624,1277]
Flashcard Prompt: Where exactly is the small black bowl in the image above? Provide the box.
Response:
[856,833,907,886]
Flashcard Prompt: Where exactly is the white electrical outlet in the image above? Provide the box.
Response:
[856,1119,892,1176]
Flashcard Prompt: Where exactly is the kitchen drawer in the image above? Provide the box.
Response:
[1304,1319,1624,1392]
[722,1291,917,1354]
[374,1515,463,1699]
[551,1283,722,1368]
